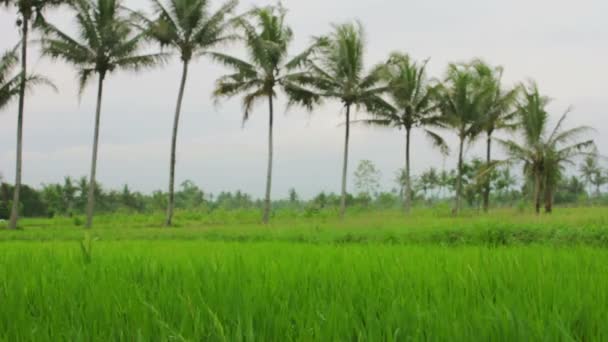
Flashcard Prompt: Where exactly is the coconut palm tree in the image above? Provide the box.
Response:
[436,62,493,214]
[212,5,319,224]
[132,0,238,227]
[471,60,520,212]
[2,0,64,229]
[41,0,165,228]
[579,153,600,196]
[497,83,595,214]
[1,45,54,229]
[358,52,447,213]
[300,21,391,218]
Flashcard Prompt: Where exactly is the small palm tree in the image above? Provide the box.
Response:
[302,21,391,218]
[42,0,165,228]
[471,60,520,212]
[133,0,238,227]
[359,52,447,213]
[579,153,600,196]
[2,0,64,229]
[436,62,493,214]
[498,83,595,214]
[213,5,319,224]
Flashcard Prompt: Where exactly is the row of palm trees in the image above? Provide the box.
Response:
[1,0,596,229]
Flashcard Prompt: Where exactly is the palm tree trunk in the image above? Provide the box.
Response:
[8,17,28,230]
[403,127,412,214]
[85,72,105,228]
[339,104,351,219]
[262,94,274,224]
[482,133,492,212]
[544,183,553,213]
[453,135,465,215]
[534,171,541,215]
[165,60,189,227]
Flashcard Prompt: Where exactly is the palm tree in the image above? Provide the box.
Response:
[471,60,520,212]
[1,45,54,229]
[133,0,238,227]
[301,21,391,218]
[42,0,165,228]
[212,5,319,224]
[436,62,493,214]
[498,83,595,214]
[358,52,447,213]
[2,0,64,229]
[579,153,600,196]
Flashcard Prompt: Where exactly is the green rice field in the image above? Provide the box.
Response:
[2,208,608,340]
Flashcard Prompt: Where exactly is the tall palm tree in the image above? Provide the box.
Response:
[301,21,391,218]
[498,83,595,214]
[471,60,520,212]
[436,62,492,214]
[41,0,165,228]
[2,0,64,229]
[1,45,54,229]
[212,5,319,224]
[359,52,447,213]
[133,0,238,227]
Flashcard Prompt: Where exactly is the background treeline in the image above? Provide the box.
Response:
[1,156,606,219]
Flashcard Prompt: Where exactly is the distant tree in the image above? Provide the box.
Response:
[133,0,237,226]
[354,160,381,198]
[436,62,493,214]
[498,83,595,213]
[471,60,520,212]
[288,188,299,204]
[213,4,319,224]
[579,153,601,196]
[41,0,165,228]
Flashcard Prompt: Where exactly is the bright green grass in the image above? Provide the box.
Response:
[1,241,608,341]
[2,207,608,247]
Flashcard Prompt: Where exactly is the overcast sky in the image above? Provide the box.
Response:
[0,0,606,199]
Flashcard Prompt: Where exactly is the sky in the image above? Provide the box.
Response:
[0,0,606,199]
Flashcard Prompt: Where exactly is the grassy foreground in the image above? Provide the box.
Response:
[2,207,608,340]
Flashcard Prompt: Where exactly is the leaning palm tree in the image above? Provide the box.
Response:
[212,5,319,224]
[302,21,391,218]
[2,0,64,229]
[471,60,520,212]
[132,0,238,227]
[359,52,447,213]
[436,62,493,214]
[42,0,165,228]
[497,83,595,214]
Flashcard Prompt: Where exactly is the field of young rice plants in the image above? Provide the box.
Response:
[2,208,608,340]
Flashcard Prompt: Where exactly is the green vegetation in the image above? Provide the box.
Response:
[3,206,608,340]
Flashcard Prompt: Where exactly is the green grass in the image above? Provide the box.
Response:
[2,207,608,340]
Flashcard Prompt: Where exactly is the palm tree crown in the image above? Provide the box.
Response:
[0,47,20,110]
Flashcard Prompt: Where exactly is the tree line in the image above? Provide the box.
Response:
[0,0,601,229]
[1,156,606,220]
